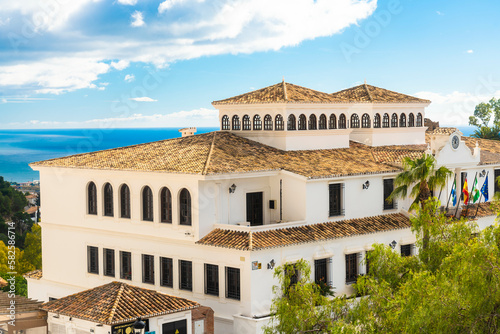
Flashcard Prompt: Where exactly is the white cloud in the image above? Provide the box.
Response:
[129,97,157,102]
[414,90,500,126]
[436,11,444,16]
[124,74,135,82]
[467,50,474,54]
[3,108,219,129]
[0,0,377,95]
[111,60,130,70]
[0,17,11,26]
[117,0,138,5]
[131,11,145,27]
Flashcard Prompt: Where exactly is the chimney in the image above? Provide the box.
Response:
[179,127,197,137]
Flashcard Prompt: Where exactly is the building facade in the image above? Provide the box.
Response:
[27,81,500,333]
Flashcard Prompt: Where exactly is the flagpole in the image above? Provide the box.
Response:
[475,171,489,217]
[454,174,465,218]
[465,172,477,217]
[445,174,456,211]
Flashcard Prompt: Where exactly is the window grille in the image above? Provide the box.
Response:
[204,264,219,296]
[382,113,390,128]
[160,257,173,288]
[104,248,115,277]
[242,115,251,130]
[287,114,296,130]
[314,258,328,286]
[351,114,360,128]
[264,114,273,130]
[416,113,423,127]
[329,183,344,216]
[88,182,97,215]
[345,253,358,284]
[225,267,240,300]
[373,113,381,128]
[179,188,192,226]
[221,115,230,130]
[399,114,407,127]
[298,114,307,130]
[338,114,347,129]
[408,113,415,127]
[401,244,412,257]
[391,113,398,127]
[362,113,371,128]
[103,183,113,217]
[308,114,317,130]
[319,114,327,129]
[179,260,193,291]
[329,114,337,129]
[160,187,172,223]
[232,115,241,130]
[142,254,154,284]
[253,115,262,130]
[120,251,132,280]
[120,184,130,218]
[275,114,284,130]
[87,246,99,274]
[142,186,153,221]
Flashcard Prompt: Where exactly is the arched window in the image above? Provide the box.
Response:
[329,114,337,129]
[416,113,423,127]
[88,182,97,215]
[373,113,381,128]
[264,114,273,130]
[362,113,371,128]
[351,114,360,128]
[391,113,398,127]
[319,114,327,129]
[253,115,262,130]
[179,188,191,226]
[160,187,172,224]
[308,114,317,130]
[221,115,230,130]
[275,114,284,130]
[242,115,251,130]
[399,114,407,127]
[103,183,113,217]
[298,114,307,130]
[382,113,390,128]
[408,113,415,127]
[120,184,130,219]
[287,114,296,130]
[142,186,153,221]
[232,115,240,130]
[339,114,347,129]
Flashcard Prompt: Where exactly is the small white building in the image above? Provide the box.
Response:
[27,81,500,333]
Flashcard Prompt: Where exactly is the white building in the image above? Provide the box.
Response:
[27,81,500,334]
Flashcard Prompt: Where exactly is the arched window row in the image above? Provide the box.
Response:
[86,183,190,226]
[221,112,424,131]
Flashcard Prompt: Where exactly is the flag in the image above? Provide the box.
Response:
[463,177,469,205]
[471,177,480,203]
[481,175,489,202]
[451,179,457,206]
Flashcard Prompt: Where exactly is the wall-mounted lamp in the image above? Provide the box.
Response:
[53,315,60,319]
[133,318,146,334]
[267,259,275,270]
[362,181,370,190]
[229,184,237,193]
[389,240,397,249]
[480,170,486,177]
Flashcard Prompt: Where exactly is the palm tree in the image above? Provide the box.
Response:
[389,153,452,211]
[389,153,453,258]
[471,126,500,140]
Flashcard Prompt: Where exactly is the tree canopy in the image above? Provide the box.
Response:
[469,97,500,140]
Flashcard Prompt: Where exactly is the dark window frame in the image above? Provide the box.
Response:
[314,258,329,286]
[382,113,390,128]
[401,244,412,257]
[373,113,381,128]
[221,115,230,130]
[287,114,296,130]
[319,114,327,130]
[253,115,262,130]
[87,246,99,274]
[275,114,284,131]
[142,186,154,221]
[179,188,192,226]
[329,114,337,129]
[88,182,97,215]
[225,267,240,300]
[103,248,115,277]
[361,113,371,128]
[179,260,193,291]
[408,113,415,127]
[416,113,423,127]
[308,114,317,130]
[103,183,114,217]
[329,183,344,217]
[242,115,251,130]
[391,113,398,127]
[383,178,395,210]
[298,114,307,130]
[495,169,500,195]
[338,114,347,129]
[351,114,360,128]
[142,254,155,284]
[120,184,130,219]
[160,187,172,224]
[399,114,407,127]
[232,115,241,130]
[160,257,173,288]
[345,253,358,284]
[204,263,219,296]
[263,114,273,130]
[120,251,132,280]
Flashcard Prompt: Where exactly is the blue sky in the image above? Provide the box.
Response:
[1,0,499,129]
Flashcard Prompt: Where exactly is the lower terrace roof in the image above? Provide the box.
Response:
[197,213,412,251]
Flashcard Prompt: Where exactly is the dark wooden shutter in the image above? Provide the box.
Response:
[329,184,342,216]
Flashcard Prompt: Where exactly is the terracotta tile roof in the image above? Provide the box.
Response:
[330,84,430,104]
[31,132,402,178]
[24,269,43,280]
[197,213,411,250]
[212,81,341,105]
[460,202,497,219]
[426,127,460,135]
[40,282,199,325]
[0,291,44,314]
[462,137,500,165]
[25,206,38,215]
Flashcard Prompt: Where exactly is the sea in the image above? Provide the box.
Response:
[0,126,475,183]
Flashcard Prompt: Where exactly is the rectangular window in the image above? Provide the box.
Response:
[314,258,328,286]
[226,267,240,300]
[87,246,99,274]
[329,183,343,216]
[401,244,412,257]
[120,251,132,280]
[495,169,500,195]
[142,254,154,284]
[160,257,173,288]
[103,248,115,277]
[204,264,219,296]
[345,253,358,284]
[383,179,395,210]
[179,260,192,291]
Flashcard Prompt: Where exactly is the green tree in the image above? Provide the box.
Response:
[469,98,500,140]
[21,224,42,270]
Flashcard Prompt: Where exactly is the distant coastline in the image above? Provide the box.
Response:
[0,126,476,183]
